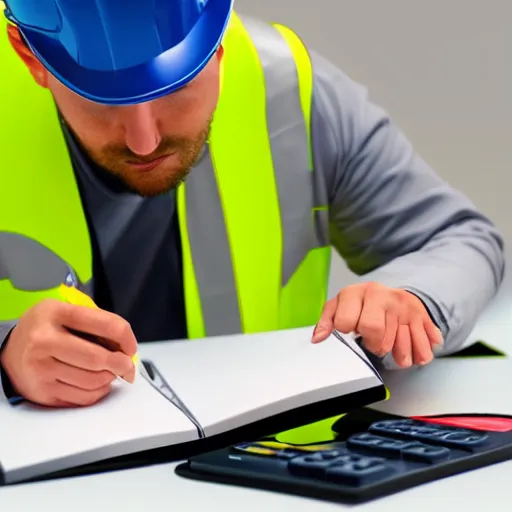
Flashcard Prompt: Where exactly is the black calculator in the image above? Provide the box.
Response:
[175,411,512,503]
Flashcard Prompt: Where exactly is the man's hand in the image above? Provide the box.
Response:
[312,282,443,368]
[0,299,138,407]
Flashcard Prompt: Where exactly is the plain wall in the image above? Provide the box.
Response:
[234,0,511,294]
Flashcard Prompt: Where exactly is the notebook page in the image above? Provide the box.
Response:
[0,374,198,484]
[140,326,382,437]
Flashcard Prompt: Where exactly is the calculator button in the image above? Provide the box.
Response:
[347,433,419,458]
[370,420,426,436]
[433,431,488,450]
[324,456,392,486]
[371,419,414,431]
[276,448,303,460]
[401,444,451,463]
[287,451,347,477]
[318,450,345,459]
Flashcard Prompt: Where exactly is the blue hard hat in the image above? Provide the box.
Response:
[3,0,233,105]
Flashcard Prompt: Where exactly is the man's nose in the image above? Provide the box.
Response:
[121,103,161,156]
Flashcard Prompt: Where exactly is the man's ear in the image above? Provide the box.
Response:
[216,43,224,61]
[7,24,48,87]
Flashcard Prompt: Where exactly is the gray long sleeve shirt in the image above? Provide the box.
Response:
[0,47,505,375]
[310,51,505,358]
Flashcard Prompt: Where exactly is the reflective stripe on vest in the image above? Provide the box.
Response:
[0,13,331,331]
[179,15,330,338]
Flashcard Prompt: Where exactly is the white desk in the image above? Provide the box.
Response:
[465,257,512,355]
[466,290,512,356]
[1,288,511,511]
[1,358,511,511]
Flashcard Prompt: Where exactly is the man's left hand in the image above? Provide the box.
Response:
[312,282,443,368]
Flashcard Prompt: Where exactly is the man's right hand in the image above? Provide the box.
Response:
[0,299,138,408]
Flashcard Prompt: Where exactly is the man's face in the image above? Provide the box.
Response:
[8,23,223,197]
[49,54,221,196]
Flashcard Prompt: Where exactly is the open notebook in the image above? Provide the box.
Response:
[0,326,386,485]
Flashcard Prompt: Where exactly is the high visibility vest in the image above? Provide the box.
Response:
[0,12,332,339]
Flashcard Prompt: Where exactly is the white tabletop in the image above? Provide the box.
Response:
[466,257,512,355]
[1,296,511,511]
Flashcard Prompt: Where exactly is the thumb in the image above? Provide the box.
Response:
[312,297,338,343]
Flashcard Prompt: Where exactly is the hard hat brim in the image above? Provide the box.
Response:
[20,0,233,105]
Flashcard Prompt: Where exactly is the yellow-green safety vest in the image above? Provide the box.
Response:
[0,12,331,336]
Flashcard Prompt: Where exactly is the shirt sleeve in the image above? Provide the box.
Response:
[0,321,17,353]
[0,321,23,403]
[308,50,505,357]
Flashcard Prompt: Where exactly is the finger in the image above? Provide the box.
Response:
[424,318,444,346]
[49,330,134,376]
[333,286,364,334]
[43,357,117,391]
[51,399,79,408]
[380,310,398,356]
[410,318,434,365]
[56,303,138,357]
[356,292,387,355]
[312,297,338,343]
[47,381,112,407]
[124,366,136,384]
[392,325,412,368]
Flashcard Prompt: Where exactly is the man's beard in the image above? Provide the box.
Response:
[69,118,212,197]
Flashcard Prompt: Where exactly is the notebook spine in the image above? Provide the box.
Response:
[142,359,205,438]
[171,394,205,439]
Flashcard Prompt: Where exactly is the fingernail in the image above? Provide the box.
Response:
[401,356,412,368]
[122,367,136,384]
[311,327,327,343]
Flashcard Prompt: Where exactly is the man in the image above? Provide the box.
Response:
[0,0,504,409]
